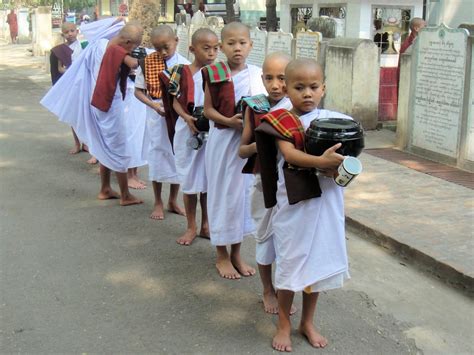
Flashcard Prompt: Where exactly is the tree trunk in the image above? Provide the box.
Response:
[266,0,277,31]
[225,0,235,23]
[128,0,160,47]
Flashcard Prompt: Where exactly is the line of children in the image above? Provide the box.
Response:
[45,20,352,352]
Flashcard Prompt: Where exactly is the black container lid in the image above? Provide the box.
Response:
[307,118,363,140]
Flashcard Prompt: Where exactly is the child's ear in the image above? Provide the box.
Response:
[175,36,179,43]
[321,83,326,96]
[189,44,195,54]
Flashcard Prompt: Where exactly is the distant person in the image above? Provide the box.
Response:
[398,17,426,84]
[184,2,194,17]
[6,9,18,44]
[198,1,206,13]
[399,17,426,55]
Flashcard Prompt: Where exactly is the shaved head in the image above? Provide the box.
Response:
[151,24,175,40]
[221,21,250,41]
[410,17,426,31]
[61,22,77,32]
[285,58,324,83]
[192,28,218,45]
[119,23,143,44]
[262,52,292,73]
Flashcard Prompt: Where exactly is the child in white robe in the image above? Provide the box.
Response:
[238,52,296,314]
[202,22,266,279]
[135,25,189,220]
[256,59,350,352]
[161,29,219,245]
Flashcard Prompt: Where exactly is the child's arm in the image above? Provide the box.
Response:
[123,55,139,69]
[172,98,199,134]
[58,60,66,74]
[203,83,242,130]
[134,88,165,115]
[238,106,257,158]
[277,139,344,172]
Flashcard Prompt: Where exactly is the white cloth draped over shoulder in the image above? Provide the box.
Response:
[272,108,351,293]
[123,77,148,169]
[205,64,267,246]
[79,17,123,44]
[173,69,207,194]
[41,33,134,172]
[135,52,190,183]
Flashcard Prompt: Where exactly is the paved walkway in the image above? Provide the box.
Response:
[346,130,473,292]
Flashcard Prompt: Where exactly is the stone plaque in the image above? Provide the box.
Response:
[466,45,474,161]
[295,30,321,60]
[267,31,293,56]
[176,24,189,59]
[247,28,267,67]
[412,25,468,158]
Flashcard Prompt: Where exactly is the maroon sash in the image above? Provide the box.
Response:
[255,109,321,208]
[201,66,235,129]
[159,64,195,147]
[91,44,130,112]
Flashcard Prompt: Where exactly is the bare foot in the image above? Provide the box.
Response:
[69,145,81,154]
[138,179,147,186]
[298,323,328,348]
[176,229,197,246]
[128,177,146,190]
[82,143,89,152]
[198,225,210,239]
[120,194,143,206]
[167,202,186,216]
[273,326,292,352]
[290,304,297,315]
[150,202,164,220]
[231,255,256,277]
[97,189,120,200]
[263,291,279,314]
[86,156,98,165]
[216,257,241,280]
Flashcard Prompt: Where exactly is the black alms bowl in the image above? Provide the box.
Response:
[305,118,364,157]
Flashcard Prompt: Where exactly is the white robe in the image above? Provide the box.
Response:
[123,78,147,169]
[136,52,190,183]
[41,37,132,173]
[205,64,267,246]
[272,109,351,293]
[173,69,207,194]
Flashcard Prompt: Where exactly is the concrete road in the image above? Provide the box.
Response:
[1,44,472,354]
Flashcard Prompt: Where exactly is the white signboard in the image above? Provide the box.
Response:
[412,25,468,158]
[176,24,189,59]
[465,45,474,161]
[267,31,293,56]
[295,30,321,60]
[247,28,267,67]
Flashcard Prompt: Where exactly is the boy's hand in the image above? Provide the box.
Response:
[319,143,344,170]
[152,102,165,116]
[184,115,199,135]
[228,113,243,130]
